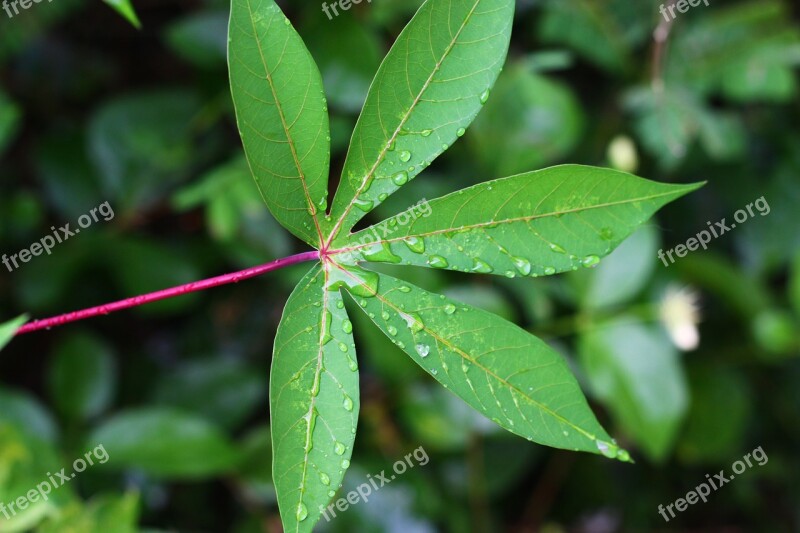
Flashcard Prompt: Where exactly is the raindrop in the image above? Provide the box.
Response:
[334,442,346,455]
[549,243,566,254]
[398,285,412,293]
[504,271,515,278]
[512,256,532,276]
[338,342,348,352]
[415,344,430,358]
[342,319,353,334]
[343,395,354,412]
[399,151,412,162]
[420,129,433,137]
[284,17,291,26]
[378,193,388,202]
[479,88,490,104]
[428,255,449,269]
[403,312,424,333]
[595,440,618,459]
[582,255,601,268]
[354,197,374,212]
[471,258,494,274]
[392,171,409,186]
[430,369,438,375]
[456,127,466,137]
[296,503,308,522]
[388,325,398,336]
[381,311,390,320]
[443,303,456,315]
[364,242,402,264]
[328,490,336,497]
[319,472,331,485]
[403,236,425,254]
[544,266,556,275]
[341,459,351,469]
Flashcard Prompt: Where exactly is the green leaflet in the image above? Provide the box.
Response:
[229,0,330,247]
[334,267,628,459]
[271,265,360,533]
[0,315,26,351]
[326,0,514,243]
[103,0,141,29]
[332,165,703,277]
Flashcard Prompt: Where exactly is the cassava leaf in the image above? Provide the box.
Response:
[0,316,26,351]
[326,0,514,242]
[103,0,141,29]
[334,266,629,459]
[229,0,330,247]
[332,165,702,277]
[271,265,360,533]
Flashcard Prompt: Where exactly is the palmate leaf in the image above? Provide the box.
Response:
[326,0,514,243]
[229,0,330,247]
[332,165,703,276]
[271,265,359,533]
[334,266,627,457]
[226,0,703,530]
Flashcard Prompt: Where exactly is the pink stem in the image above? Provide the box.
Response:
[16,251,320,336]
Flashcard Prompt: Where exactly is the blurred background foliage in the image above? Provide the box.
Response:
[1,0,799,531]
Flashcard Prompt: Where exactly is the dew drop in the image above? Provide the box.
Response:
[430,369,438,375]
[378,193,388,202]
[544,266,556,275]
[341,459,351,469]
[342,319,353,334]
[504,271,515,278]
[354,197,374,212]
[284,17,292,26]
[391,171,409,186]
[328,490,336,497]
[599,227,614,241]
[420,129,433,137]
[387,325,398,336]
[334,442,346,455]
[479,88,490,104]
[415,344,430,358]
[398,285,412,293]
[443,303,456,315]
[549,243,566,254]
[364,242,402,264]
[403,312,424,333]
[319,472,331,485]
[338,342,348,353]
[381,311,390,320]
[428,255,449,269]
[595,440,618,459]
[403,236,425,254]
[512,256,532,276]
[343,395,354,412]
[296,503,308,522]
[398,151,412,163]
[471,258,494,274]
[582,255,601,268]
[336,301,344,309]
[387,139,396,151]
[347,357,358,371]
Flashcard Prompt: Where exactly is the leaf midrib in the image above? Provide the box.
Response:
[243,0,324,246]
[331,186,688,256]
[333,264,602,445]
[325,0,484,247]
